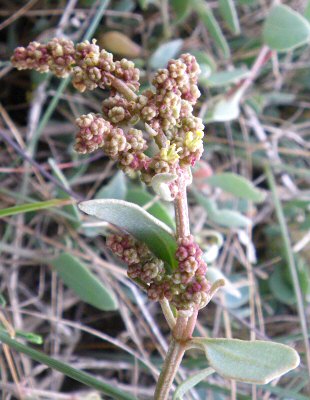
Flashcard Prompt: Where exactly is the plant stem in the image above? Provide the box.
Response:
[154,179,199,399]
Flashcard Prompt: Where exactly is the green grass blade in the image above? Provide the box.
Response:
[0,330,135,400]
[193,0,230,59]
[265,165,310,377]
[0,199,73,218]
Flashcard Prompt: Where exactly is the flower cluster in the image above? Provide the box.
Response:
[11,38,205,199]
[148,235,210,315]
[74,113,148,175]
[12,38,211,317]
[106,234,165,285]
[11,38,140,92]
[107,233,210,315]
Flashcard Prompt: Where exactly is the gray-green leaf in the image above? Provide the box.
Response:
[79,199,177,269]
[263,4,310,52]
[50,253,118,311]
[206,172,266,203]
[205,68,249,87]
[192,191,251,228]
[96,171,127,200]
[149,39,183,69]
[192,338,300,384]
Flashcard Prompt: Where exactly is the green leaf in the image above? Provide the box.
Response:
[219,0,241,35]
[173,367,215,399]
[50,253,118,311]
[194,0,230,59]
[206,172,266,203]
[263,4,310,52]
[79,199,178,269]
[126,187,175,230]
[96,171,127,200]
[205,68,249,87]
[207,89,244,122]
[305,0,310,22]
[15,330,43,345]
[149,39,183,69]
[48,158,81,228]
[171,0,192,23]
[0,330,135,400]
[193,190,251,228]
[193,338,300,384]
[191,51,217,84]
[269,267,296,306]
[0,199,73,218]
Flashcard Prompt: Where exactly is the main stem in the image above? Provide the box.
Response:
[154,178,199,400]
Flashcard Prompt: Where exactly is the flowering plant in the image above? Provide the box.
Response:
[11,38,300,399]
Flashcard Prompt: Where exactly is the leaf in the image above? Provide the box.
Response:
[48,158,81,228]
[192,190,251,228]
[205,68,249,87]
[79,199,178,269]
[151,173,178,201]
[0,199,74,218]
[206,172,266,203]
[126,187,175,230]
[98,31,141,58]
[15,330,43,345]
[207,89,244,122]
[50,253,118,311]
[269,267,296,306]
[219,0,241,35]
[191,51,217,84]
[192,338,300,384]
[0,330,135,400]
[194,0,230,59]
[171,0,192,23]
[206,267,241,299]
[305,0,310,22]
[96,171,127,200]
[173,367,215,399]
[149,39,183,69]
[263,4,310,52]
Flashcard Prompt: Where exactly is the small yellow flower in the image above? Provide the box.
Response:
[184,130,204,152]
[160,141,181,163]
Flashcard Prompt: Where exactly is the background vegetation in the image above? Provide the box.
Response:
[0,0,309,399]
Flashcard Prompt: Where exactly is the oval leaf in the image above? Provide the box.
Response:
[193,338,300,384]
[207,172,266,203]
[192,191,251,228]
[149,39,183,69]
[79,199,177,269]
[173,367,215,399]
[263,4,310,52]
[50,253,118,311]
[99,31,141,57]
